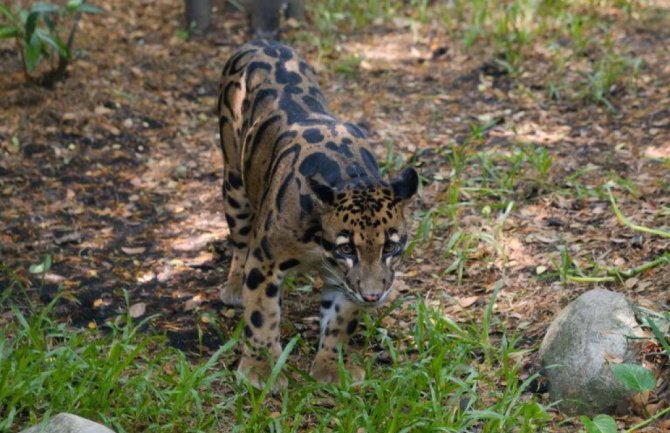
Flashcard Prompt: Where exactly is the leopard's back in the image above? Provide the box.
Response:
[219,41,325,197]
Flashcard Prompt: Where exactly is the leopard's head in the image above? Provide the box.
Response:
[310,167,419,307]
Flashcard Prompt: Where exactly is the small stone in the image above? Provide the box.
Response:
[173,165,188,179]
[20,413,116,433]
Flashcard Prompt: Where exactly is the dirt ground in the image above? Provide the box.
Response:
[1,0,669,428]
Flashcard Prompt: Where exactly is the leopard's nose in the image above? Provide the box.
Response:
[362,293,382,303]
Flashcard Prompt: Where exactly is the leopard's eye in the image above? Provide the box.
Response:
[383,241,401,256]
[336,243,355,257]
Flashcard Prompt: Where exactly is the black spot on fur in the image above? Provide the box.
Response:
[302,225,320,243]
[299,153,343,187]
[299,61,313,76]
[346,162,367,179]
[246,114,282,174]
[299,194,314,217]
[239,226,251,236]
[321,299,333,309]
[302,95,328,115]
[245,61,272,85]
[279,259,300,271]
[276,43,294,60]
[253,248,263,261]
[360,148,380,176]
[244,325,253,338]
[227,195,241,209]
[275,172,294,211]
[308,86,321,97]
[302,128,325,143]
[265,283,279,297]
[278,93,308,124]
[275,61,302,86]
[263,45,284,58]
[223,81,240,116]
[251,88,278,120]
[230,240,247,249]
[228,171,243,189]
[308,177,335,205]
[264,211,274,230]
[285,85,303,95]
[227,49,254,74]
[345,122,365,138]
[225,214,236,229]
[261,237,272,259]
[325,140,354,158]
[346,319,358,335]
[268,142,300,183]
[246,269,265,290]
[251,310,264,328]
[317,236,335,251]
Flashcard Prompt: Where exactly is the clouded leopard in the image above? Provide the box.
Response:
[217,39,418,388]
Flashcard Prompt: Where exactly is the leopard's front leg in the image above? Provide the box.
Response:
[237,246,286,390]
[311,290,365,383]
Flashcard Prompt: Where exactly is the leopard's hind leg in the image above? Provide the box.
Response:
[220,169,252,306]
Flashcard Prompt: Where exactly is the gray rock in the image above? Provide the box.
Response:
[20,413,115,433]
[538,288,645,416]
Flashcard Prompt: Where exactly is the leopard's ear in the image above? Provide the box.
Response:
[308,177,335,207]
[390,167,419,202]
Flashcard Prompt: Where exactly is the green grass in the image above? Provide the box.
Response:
[0,270,556,433]
[406,126,555,271]
[581,50,642,112]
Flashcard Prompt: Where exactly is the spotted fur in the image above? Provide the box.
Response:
[217,40,418,388]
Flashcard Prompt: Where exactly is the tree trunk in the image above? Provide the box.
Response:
[184,0,211,35]
[285,0,305,21]
[249,0,281,40]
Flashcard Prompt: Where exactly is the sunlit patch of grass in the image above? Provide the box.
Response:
[523,143,553,185]
[300,0,403,61]
[580,50,642,112]
[298,0,650,111]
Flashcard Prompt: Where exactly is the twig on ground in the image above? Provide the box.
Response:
[565,188,670,283]
[607,185,670,239]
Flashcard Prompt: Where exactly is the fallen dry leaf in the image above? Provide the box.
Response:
[129,302,146,318]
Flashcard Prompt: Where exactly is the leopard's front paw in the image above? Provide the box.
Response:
[310,359,365,384]
[219,285,243,306]
[237,356,287,391]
